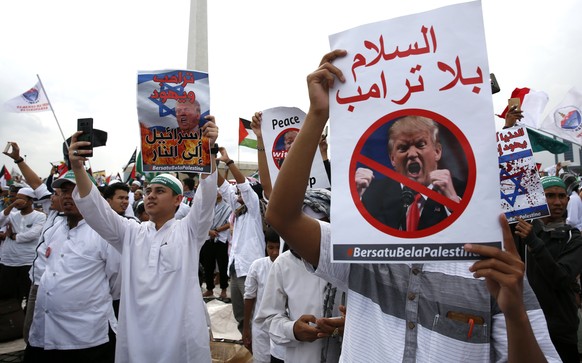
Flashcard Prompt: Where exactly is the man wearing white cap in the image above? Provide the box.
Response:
[0,186,46,305]
[69,119,219,363]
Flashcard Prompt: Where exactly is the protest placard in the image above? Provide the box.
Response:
[329,2,501,262]
[261,106,330,189]
[498,126,549,223]
[137,70,211,173]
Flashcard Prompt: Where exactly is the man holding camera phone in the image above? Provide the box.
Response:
[69,118,219,363]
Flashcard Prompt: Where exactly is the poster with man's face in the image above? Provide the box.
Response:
[261,106,330,190]
[137,70,211,173]
[497,126,549,223]
[329,2,502,262]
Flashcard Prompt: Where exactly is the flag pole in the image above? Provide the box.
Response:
[36,74,69,150]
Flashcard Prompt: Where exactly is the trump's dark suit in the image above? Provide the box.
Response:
[361,177,465,231]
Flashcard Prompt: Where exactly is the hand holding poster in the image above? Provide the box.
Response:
[137,70,212,173]
[261,107,330,189]
[497,126,549,223]
[329,2,501,262]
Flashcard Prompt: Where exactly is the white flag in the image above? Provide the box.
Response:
[539,87,582,145]
[3,81,51,113]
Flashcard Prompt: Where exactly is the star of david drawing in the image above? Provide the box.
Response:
[499,169,528,206]
[149,83,185,117]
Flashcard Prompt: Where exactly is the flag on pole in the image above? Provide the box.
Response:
[136,151,143,175]
[539,87,582,145]
[526,128,569,154]
[238,118,257,149]
[56,162,68,177]
[124,148,137,170]
[496,87,549,129]
[3,81,51,113]
[51,161,69,177]
[124,163,136,183]
[0,165,12,188]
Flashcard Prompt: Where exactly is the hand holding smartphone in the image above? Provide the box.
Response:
[508,97,521,112]
[77,118,94,157]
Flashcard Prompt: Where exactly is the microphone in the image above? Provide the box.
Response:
[401,187,415,208]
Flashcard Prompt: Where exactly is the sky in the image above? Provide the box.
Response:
[1,0,580,179]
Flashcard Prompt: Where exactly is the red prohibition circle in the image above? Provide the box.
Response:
[272,128,300,170]
[349,109,476,238]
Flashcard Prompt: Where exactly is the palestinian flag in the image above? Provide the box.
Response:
[0,165,12,188]
[136,151,160,182]
[56,162,68,177]
[238,118,257,149]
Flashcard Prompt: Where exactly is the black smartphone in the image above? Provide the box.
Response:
[490,73,500,94]
[77,118,94,157]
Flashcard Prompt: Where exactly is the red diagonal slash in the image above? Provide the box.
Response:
[357,154,460,212]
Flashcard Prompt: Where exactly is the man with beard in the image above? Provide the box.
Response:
[356,116,464,231]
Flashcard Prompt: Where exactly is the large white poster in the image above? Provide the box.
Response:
[329,1,502,262]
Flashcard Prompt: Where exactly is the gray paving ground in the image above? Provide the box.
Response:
[0,283,239,362]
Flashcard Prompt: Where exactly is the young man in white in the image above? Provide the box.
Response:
[69,119,218,363]
[242,228,285,363]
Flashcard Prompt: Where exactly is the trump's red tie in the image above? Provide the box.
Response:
[406,193,422,231]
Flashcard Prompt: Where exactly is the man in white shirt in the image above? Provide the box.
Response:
[217,146,265,333]
[69,119,219,363]
[243,228,285,363]
[0,186,46,305]
[200,192,231,299]
[25,171,120,363]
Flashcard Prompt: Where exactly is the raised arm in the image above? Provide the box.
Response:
[216,146,245,185]
[200,115,218,180]
[68,131,93,197]
[251,111,272,199]
[266,49,346,267]
[3,142,43,190]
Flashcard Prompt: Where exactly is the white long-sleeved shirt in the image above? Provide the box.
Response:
[567,192,582,231]
[28,218,121,350]
[0,209,46,266]
[74,171,217,363]
[244,256,285,361]
[255,251,342,363]
[219,180,264,277]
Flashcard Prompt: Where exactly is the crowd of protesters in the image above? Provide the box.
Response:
[1,50,582,363]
